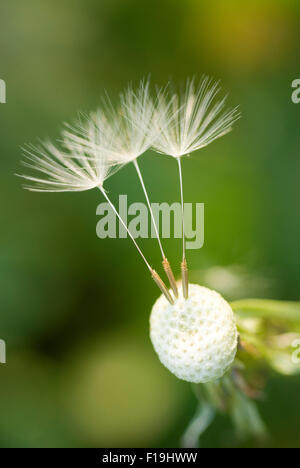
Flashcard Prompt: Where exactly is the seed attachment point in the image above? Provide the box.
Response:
[151,269,174,305]
[162,257,178,298]
[181,258,189,299]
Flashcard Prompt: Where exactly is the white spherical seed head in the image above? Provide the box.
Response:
[150,284,238,383]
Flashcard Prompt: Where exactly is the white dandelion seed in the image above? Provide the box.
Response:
[109,78,157,163]
[17,123,173,304]
[62,81,155,165]
[19,137,117,193]
[152,76,241,298]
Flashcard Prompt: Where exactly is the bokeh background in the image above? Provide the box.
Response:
[0,0,300,448]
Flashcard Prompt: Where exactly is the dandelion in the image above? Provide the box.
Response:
[152,76,241,298]
[18,124,173,304]
[18,77,241,384]
[17,79,300,448]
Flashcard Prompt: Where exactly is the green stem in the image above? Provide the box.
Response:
[181,402,215,448]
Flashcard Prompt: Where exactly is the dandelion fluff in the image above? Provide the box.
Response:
[153,76,240,158]
[19,131,118,193]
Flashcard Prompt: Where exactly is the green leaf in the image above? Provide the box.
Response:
[231,299,300,322]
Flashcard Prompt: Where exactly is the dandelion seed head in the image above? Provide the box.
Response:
[150,283,238,383]
[152,76,241,158]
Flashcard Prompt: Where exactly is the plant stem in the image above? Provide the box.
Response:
[181,402,215,448]
[177,157,189,298]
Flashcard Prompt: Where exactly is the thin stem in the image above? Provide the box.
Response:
[98,186,151,271]
[177,157,185,260]
[181,402,215,448]
[98,185,174,304]
[177,157,188,298]
[134,159,178,298]
[133,159,165,258]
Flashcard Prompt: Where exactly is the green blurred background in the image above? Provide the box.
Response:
[0,0,300,448]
